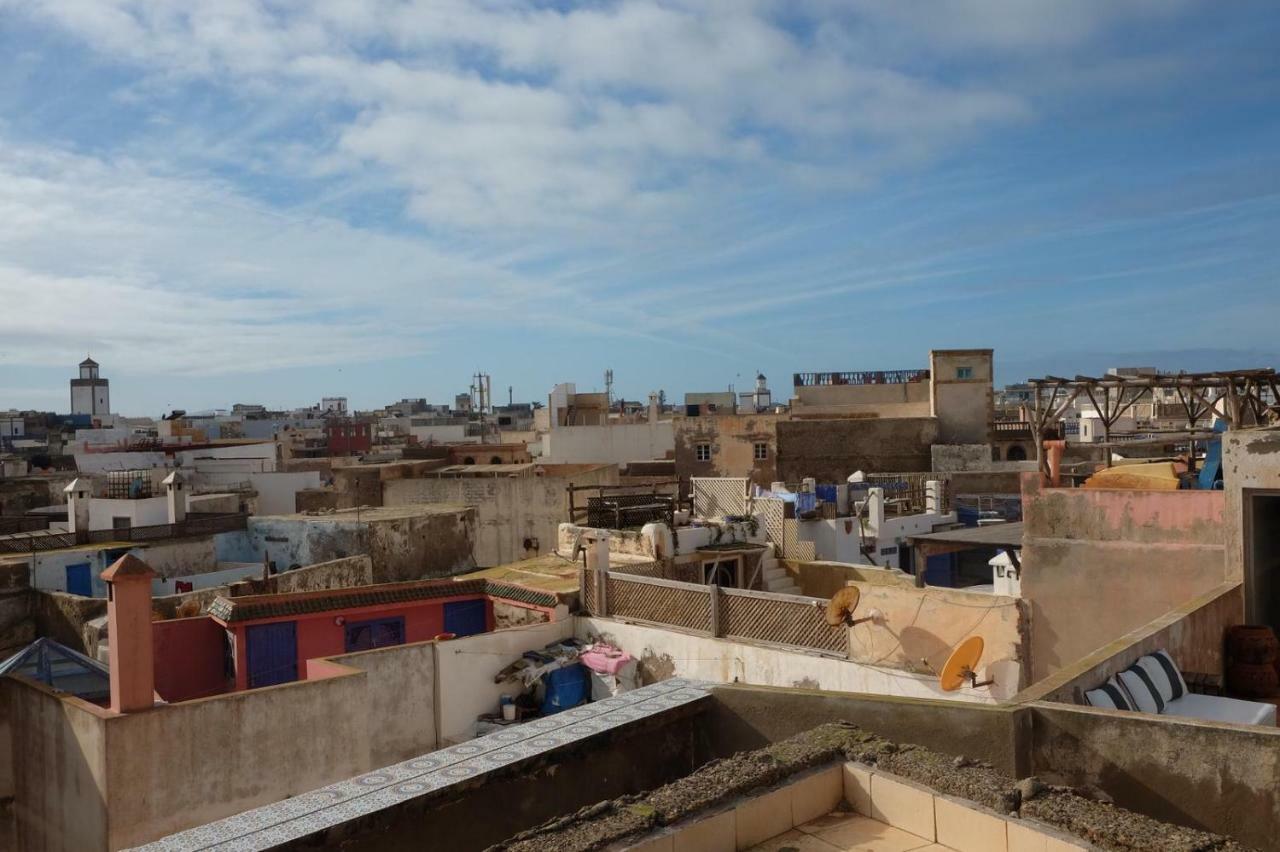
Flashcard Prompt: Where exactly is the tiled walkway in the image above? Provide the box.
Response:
[133,679,710,852]
[750,811,954,852]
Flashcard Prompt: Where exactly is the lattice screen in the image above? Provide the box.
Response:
[691,477,748,519]
[607,576,712,632]
[755,497,785,552]
[719,590,845,653]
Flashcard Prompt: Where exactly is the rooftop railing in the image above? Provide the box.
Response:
[793,369,929,387]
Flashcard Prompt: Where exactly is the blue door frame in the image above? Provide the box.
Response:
[246,622,298,688]
[65,562,92,596]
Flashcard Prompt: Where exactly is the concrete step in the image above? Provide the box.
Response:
[763,567,786,582]
[771,583,802,595]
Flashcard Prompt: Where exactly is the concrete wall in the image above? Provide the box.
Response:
[271,554,373,594]
[1,679,108,852]
[704,684,1024,776]
[929,350,993,444]
[672,413,782,489]
[365,509,476,582]
[775,417,938,481]
[87,496,168,531]
[1020,475,1227,681]
[845,583,1026,697]
[790,382,931,419]
[575,616,997,704]
[434,619,576,743]
[1028,702,1280,851]
[317,641,437,767]
[539,421,674,465]
[1222,429,1280,624]
[248,471,322,514]
[103,671,370,850]
[153,617,228,702]
[782,560,917,599]
[383,466,617,567]
[223,509,474,583]
[1017,581,1244,705]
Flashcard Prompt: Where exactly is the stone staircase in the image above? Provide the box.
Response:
[759,545,801,595]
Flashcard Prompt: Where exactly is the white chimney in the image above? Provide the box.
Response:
[64,478,91,535]
[162,471,186,524]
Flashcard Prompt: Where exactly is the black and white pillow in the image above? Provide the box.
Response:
[1084,676,1135,711]
[1118,663,1166,714]
[1142,650,1187,701]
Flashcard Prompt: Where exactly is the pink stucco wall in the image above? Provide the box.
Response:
[1021,474,1227,681]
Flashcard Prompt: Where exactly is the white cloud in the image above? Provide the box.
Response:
[10,0,1041,229]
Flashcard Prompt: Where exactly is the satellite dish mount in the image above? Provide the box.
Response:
[938,636,995,692]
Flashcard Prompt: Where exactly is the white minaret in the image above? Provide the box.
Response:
[70,356,110,416]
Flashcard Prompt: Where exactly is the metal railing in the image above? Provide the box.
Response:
[0,513,248,554]
[793,369,929,387]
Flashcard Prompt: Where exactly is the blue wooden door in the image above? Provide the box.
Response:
[246,622,298,688]
[65,562,92,596]
[443,599,487,637]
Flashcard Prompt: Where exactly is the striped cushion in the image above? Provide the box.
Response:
[1118,665,1165,714]
[1084,676,1134,711]
[1144,650,1187,700]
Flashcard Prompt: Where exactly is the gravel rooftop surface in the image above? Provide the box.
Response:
[485,721,1253,852]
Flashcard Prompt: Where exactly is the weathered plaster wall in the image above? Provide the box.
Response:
[1020,474,1227,682]
[672,413,781,488]
[223,509,474,582]
[1222,429,1280,624]
[103,672,371,850]
[775,417,937,481]
[1,679,108,852]
[383,466,617,567]
[317,640,437,767]
[931,444,992,472]
[575,616,997,704]
[434,620,576,743]
[539,421,674,465]
[845,583,1026,697]
[783,560,916,598]
[790,382,931,418]
[1028,702,1280,851]
[704,684,1023,776]
[365,509,476,582]
[929,350,994,445]
[271,554,373,593]
[1017,581,1243,705]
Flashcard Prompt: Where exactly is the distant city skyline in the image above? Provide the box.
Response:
[2,2,1278,414]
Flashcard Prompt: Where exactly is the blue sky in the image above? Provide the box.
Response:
[1,0,1278,415]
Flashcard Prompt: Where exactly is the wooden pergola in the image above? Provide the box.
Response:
[1026,369,1280,477]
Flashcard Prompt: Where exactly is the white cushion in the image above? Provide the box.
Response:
[1083,676,1134,711]
[1117,667,1164,714]
[1140,650,1187,701]
[1164,693,1276,727]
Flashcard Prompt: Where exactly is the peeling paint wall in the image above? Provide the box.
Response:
[1020,474,1227,682]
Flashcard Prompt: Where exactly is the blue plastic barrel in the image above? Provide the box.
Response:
[541,663,589,715]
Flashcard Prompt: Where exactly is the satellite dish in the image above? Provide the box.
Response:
[939,636,994,691]
[824,586,877,628]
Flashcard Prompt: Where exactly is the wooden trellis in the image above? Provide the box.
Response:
[1028,369,1279,476]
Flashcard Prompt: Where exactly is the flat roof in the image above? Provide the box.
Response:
[906,521,1023,548]
[429,464,535,476]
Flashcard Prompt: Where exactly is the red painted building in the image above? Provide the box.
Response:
[325,417,372,456]
[151,578,561,700]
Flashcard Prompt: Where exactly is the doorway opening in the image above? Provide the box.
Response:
[1246,491,1280,630]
